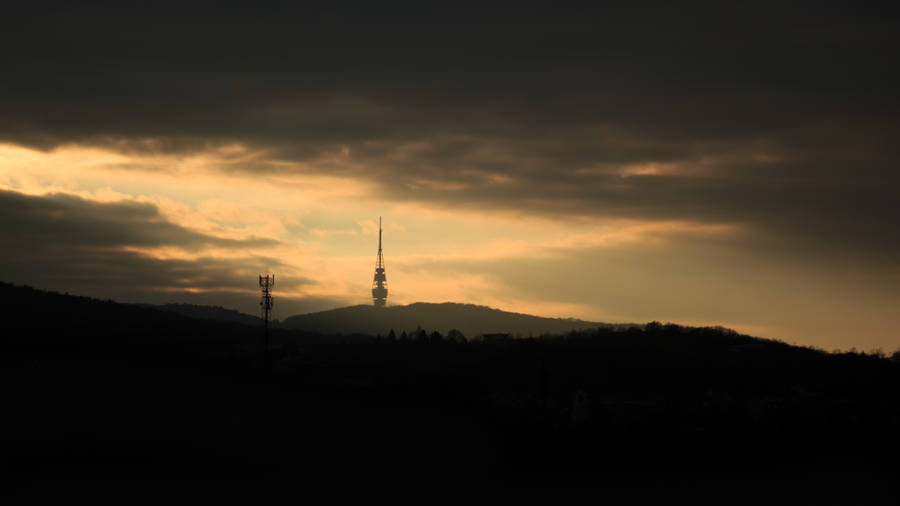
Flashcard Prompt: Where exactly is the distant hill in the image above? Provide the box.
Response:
[281,302,632,337]
[4,280,900,496]
[140,303,262,326]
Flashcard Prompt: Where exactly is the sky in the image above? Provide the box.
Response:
[1,3,898,351]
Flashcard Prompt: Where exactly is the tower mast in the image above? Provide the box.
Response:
[372,216,388,307]
[259,273,274,374]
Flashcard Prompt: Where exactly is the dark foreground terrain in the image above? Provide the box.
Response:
[2,282,899,502]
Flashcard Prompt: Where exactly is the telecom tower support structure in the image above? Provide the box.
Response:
[259,274,274,372]
[372,217,388,307]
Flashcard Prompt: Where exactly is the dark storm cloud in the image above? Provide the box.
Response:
[2,4,899,262]
[0,190,308,300]
[4,4,897,147]
[0,189,277,250]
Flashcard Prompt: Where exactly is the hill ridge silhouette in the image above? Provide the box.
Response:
[138,302,262,326]
[281,301,638,337]
[4,279,900,497]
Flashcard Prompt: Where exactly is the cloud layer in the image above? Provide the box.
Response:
[0,190,337,314]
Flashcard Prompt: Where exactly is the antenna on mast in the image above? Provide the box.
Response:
[259,273,275,374]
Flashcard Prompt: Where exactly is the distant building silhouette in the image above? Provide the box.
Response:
[371,216,388,307]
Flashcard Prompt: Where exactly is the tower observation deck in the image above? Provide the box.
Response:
[372,216,388,307]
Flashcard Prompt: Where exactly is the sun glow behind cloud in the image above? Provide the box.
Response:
[1,140,898,351]
[0,142,719,293]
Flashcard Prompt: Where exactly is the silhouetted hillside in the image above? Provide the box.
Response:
[282,301,628,337]
[139,302,262,326]
[3,281,899,500]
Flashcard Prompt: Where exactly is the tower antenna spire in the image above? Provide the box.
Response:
[372,216,388,307]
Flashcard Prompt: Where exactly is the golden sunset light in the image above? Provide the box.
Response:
[2,132,897,351]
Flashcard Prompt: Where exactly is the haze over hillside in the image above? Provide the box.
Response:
[138,303,262,326]
[281,302,631,337]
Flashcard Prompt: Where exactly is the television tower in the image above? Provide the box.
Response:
[371,217,388,307]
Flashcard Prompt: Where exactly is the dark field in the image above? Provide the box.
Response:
[2,283,898,502]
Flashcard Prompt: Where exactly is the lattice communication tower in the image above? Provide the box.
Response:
[259,273,274,371]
